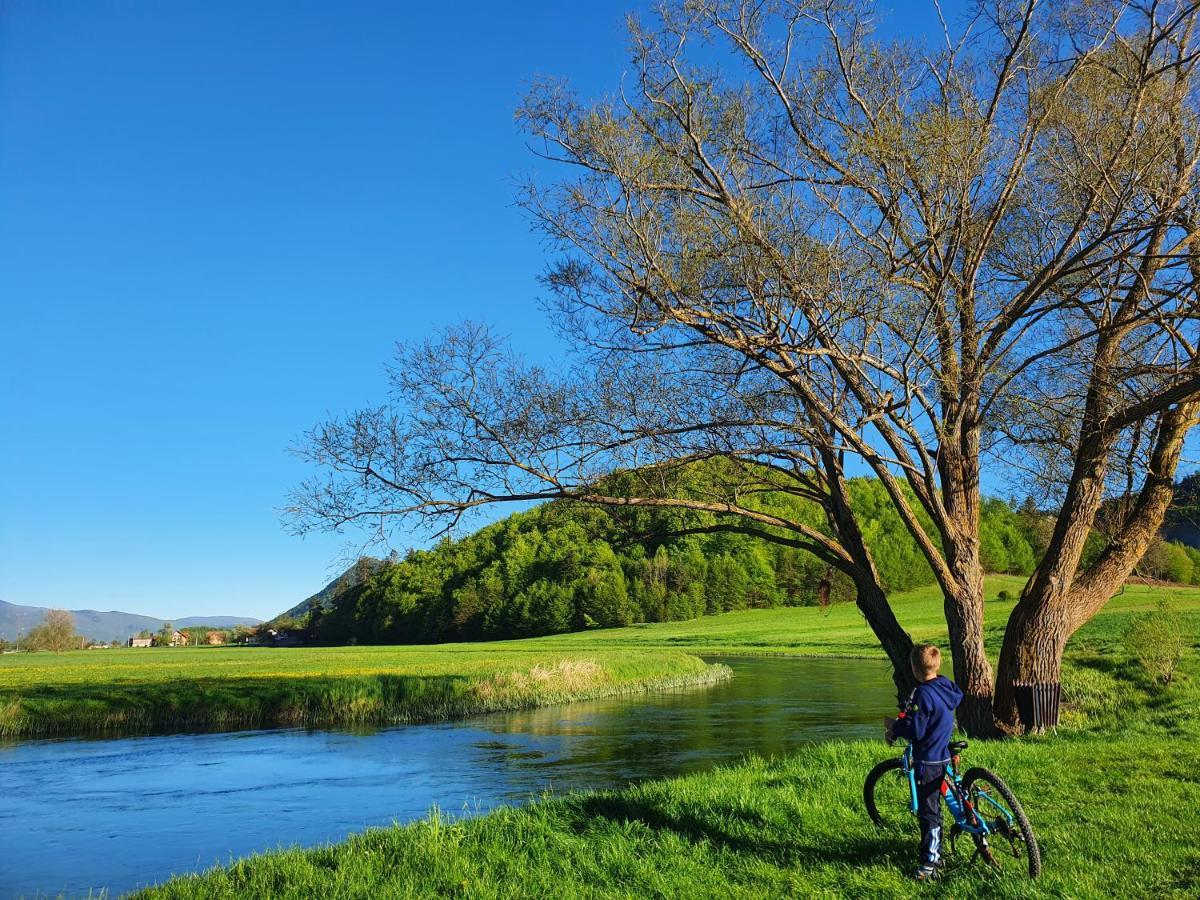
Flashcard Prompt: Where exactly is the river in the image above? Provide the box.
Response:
[0,656,894,898]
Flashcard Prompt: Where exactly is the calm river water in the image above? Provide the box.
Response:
[0,656,894,898]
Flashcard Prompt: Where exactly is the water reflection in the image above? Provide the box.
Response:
[0,656,893,899]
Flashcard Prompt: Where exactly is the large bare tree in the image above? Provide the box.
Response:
[291,0,1200,736]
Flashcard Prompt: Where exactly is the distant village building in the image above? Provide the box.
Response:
[205,631,225,645]
[128,637,153,648]
[168,630,188,647]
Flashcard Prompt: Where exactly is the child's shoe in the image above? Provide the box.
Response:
[913,864,940,881]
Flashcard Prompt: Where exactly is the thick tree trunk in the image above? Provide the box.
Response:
[853,575,916,700]
[995,402,1198,733]
[943,574,995,737]
[993,596,1070,734]
[937,416,996,737]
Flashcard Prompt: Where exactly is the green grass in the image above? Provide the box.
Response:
[520,575,1200,659]
[5,575,1197,739]
[0,645,728,737]
[138,652,1200,898]
[126,577,1200,898]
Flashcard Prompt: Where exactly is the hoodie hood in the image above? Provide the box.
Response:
[925,674,964,710]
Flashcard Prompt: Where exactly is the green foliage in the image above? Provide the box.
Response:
[308,475,1047,646]
[1162,543,1195,584]
[1122,600,1190,686]
[1136,539,1200,584]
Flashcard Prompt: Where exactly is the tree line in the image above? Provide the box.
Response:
[295,477,1199,647]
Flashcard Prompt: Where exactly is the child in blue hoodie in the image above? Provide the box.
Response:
[884,643,964,881]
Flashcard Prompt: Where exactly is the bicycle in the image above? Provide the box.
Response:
[863,738,1042,878]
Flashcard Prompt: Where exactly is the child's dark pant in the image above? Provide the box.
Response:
[916,762,947,865]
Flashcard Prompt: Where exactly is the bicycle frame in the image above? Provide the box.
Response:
[896,742,1015,838]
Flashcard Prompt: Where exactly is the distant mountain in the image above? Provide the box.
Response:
[0,599,261,644]
[272,557,387,624]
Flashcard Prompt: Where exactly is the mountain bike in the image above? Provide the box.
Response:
[863,739,1041,878]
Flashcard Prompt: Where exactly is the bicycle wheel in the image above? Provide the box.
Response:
[961,767,1042,878]
[863,758,917,830]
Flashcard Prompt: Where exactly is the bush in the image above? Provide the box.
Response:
[1162,542,1194,584]
[1122,601,1190,686]
[1061,664,1126,722]
[996,589,1012,603]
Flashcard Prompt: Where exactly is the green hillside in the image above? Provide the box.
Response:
[292,478,1046,646]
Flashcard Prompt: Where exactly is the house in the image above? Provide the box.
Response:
[205,631,225,645]
[169,630,188,647]
[128,637,152,648]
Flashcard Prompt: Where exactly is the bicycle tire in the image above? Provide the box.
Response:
[961,766,1042,878]
[863,757,915,829]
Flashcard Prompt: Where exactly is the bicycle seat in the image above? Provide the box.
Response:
[950,740,968,753]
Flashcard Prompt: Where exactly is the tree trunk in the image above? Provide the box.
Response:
[943,576,996,737]
[995,402,1198,733]
[853,575,916,700]
[992,595,1070,734]
[937,416,995,737]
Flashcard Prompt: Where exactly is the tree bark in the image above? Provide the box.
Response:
[821,444,916,700]
[853,575,916,699]
[995,402,1199,733]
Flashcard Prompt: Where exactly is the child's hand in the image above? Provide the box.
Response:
[883,716,896,745]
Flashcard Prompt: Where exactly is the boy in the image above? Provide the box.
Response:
[884,644,963,882]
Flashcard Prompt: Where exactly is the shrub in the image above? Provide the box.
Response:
[1122,601,1189,686]
[1161,542,1194,584]
[1061,665,1126,722]
[996,589,1012,603]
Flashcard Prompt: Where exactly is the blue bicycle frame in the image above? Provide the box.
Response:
[897,742,1015,838]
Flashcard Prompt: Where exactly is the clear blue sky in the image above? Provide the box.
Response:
[0,1,958,620]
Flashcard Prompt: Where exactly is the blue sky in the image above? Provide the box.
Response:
[1,1,958,620]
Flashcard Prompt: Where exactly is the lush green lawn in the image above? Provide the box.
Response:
[522,574,1200,659]
[128,577,1200,898]
[5,575,1196,738]
[140,651,1200,898]
[0,645,727,737]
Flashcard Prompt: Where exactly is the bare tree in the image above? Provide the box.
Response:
[22,609,82,652]
[292,323,919,693]
[292,0,1200,735]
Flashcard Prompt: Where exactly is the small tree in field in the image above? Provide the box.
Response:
[1123,601,1189,685]
[22,610,83,652]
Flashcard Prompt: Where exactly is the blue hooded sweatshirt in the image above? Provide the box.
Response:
[892,675,964,765]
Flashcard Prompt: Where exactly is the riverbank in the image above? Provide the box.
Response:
[138,647,1200,899]
[4,575,1196,738]
[0,648,729,738]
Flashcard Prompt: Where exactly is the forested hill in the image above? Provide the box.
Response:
[277,474,1200,647]
[280,478,1036,646]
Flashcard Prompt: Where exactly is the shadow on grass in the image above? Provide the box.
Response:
[572,792,910,871]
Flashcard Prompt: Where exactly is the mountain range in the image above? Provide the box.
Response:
[0,599,261,643]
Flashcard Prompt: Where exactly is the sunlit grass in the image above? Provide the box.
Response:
[0,646,727,738]
[139,650,1200,899]
[4,575,1197,739]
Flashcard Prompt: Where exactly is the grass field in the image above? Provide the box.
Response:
[0,646,728,738]
[523,574,1200,659]
[137,579,1200,898]
[4,575,1196,739]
